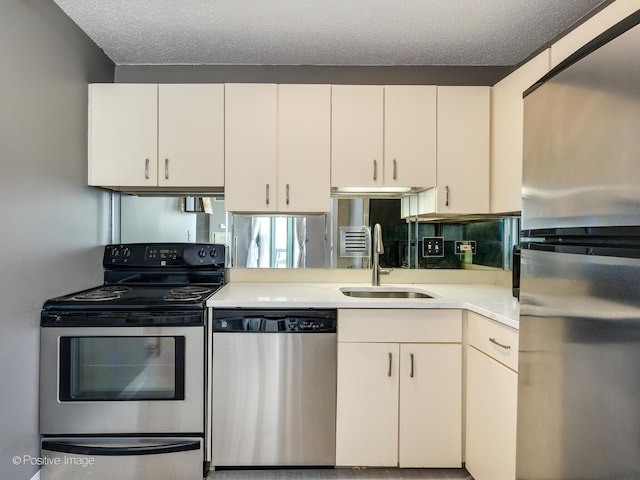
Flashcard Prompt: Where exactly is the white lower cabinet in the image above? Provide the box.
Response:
[465,312,519,480]
[335,309,462,468]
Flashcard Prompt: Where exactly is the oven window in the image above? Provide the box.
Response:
[59,336,185,401]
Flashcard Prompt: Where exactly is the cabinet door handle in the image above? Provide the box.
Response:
[445,185,450,207]
[410,353,414,378]
[233,236,238,267]
[265,184,270,205]
[388,352,393,377]
[286,184,290,206]
[144,158,150,180]
[489,337,511,350]
[164,158,169,180]
[393,159,398,181]
[373,159,378,182]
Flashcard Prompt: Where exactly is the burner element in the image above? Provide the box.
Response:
[72,290,121,302]
[99,286,131,293]
[171,286,211,295]
[164,293,202,302]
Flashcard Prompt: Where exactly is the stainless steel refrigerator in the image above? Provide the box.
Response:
[517,11,640,480]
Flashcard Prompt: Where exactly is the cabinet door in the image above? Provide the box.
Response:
[466,346,518,480]
[399,344,462,468]
[224,84,277,212]
[384,85,437,189]
[336,342,399,467]
[158,84,224,187]
[331,85,384,188]
[89,84,157,187]
[278,84,331,212]
[436,86,490,214]
[491,51,549,213]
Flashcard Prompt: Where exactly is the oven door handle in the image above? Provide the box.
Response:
[41,439,200,456]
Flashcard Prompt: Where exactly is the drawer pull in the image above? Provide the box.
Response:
[388,352,392,377]
[409,353,414,378]
[489,337,511,350]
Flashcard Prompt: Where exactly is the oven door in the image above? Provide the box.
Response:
[40,325,204,435]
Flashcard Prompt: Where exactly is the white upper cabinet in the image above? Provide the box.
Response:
[331,85,384,188]
[277,84,331,212]
[224,83,278,213]
[157,84,224,187]
[89,84,158,187]
[331,85,437,189]
[491,50,550,214]
[435,86,491,214]
[225,83,331,213]
[384,86,437,188]
[89,83,224,189]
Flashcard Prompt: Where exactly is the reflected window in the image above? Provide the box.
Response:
[232,215,328,268]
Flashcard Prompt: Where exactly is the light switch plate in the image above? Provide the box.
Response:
[422,237,444,257]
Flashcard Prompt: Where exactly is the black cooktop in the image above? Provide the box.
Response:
[42,243,227,312]
[42,284,220,311]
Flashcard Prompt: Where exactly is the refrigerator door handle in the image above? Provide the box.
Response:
[41,439,201,457]
[523,242,640,260]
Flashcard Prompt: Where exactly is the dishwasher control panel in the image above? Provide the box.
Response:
[212,309,337,333]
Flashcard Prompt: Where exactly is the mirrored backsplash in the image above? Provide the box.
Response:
[114,194,519,271]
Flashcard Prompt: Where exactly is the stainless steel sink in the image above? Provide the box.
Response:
[340,287,433,299]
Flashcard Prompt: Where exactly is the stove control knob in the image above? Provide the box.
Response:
[198,248,207,258]
[110,247,120,257]
[122,247,131,258]
[210,248,217,258]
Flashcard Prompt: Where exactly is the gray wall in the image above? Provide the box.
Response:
[0,1,114,478]
[115,64,513,85]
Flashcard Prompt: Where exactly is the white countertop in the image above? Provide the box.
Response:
[207,282,520,329]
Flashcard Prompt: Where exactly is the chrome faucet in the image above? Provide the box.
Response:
[372,223,391,286]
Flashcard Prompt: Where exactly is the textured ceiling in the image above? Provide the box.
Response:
[52,0,608,66]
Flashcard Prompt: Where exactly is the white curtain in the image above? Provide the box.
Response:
[294,217,307,268]
[246,217,271,268]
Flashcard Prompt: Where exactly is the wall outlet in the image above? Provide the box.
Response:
[454,240,477,255]
[422,237,444,257]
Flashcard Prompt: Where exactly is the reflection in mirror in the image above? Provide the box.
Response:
[231,214,329,268]
[332,197,409,269]
[116,194,519,271]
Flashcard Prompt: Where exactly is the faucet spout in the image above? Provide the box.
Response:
[372,223,391,286]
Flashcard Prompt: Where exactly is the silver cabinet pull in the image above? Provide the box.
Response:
[144,158,150,180]
[265,184,270,205]
[393,159,398,181]
[445,185,450,207]
[233,236,238,267]
[388,352,393,377]
[286,184,290,206]
[410,353,414,378]
[489,337,511,350]
[373,159,378,182]
[164,158,169,180]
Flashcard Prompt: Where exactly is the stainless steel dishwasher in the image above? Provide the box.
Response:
[211,309,337,467]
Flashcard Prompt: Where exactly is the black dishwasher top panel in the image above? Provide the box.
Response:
[212,309,337,333]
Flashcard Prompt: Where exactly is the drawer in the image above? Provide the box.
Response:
[338,309,462,343]
[468,311,519,372]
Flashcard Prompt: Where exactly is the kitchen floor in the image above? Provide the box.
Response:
[208,468,473,480]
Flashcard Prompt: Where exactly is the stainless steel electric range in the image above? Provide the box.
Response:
[39,243,227,480]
